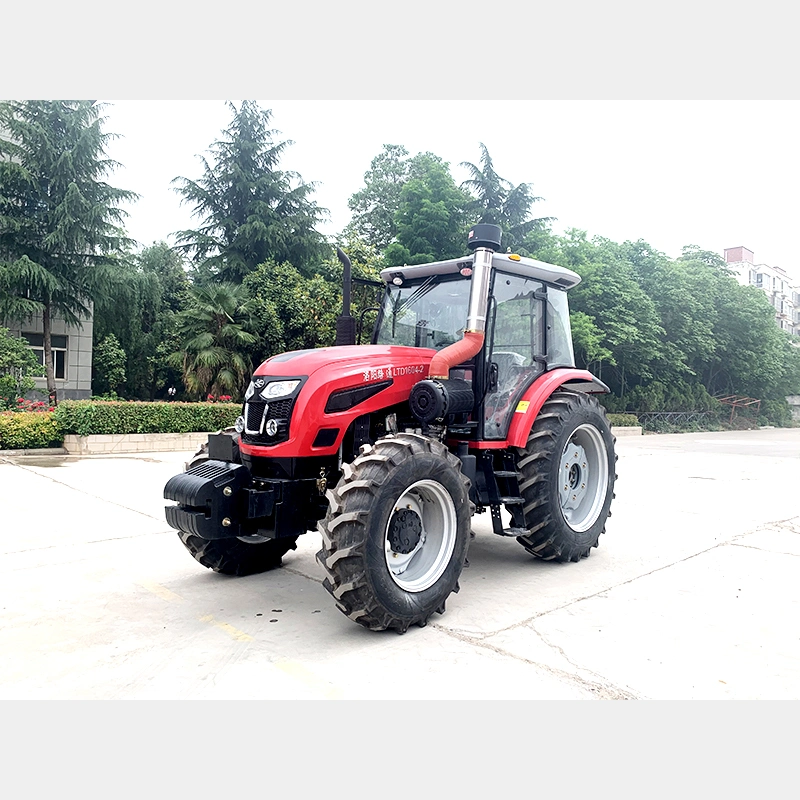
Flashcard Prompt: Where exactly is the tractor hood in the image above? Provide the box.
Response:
[253,345,436,380]
[240,345,439,458]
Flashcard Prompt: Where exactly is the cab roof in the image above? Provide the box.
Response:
[379,252,582,289]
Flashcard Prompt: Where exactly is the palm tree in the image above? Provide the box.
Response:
[459,143,553,252]
[168,282,257,400]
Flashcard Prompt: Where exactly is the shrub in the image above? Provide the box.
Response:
[607,413,640,427]
[12,398,55,413]
[53,400,240,436]
[0,411,63,450]
[728,415,758,431]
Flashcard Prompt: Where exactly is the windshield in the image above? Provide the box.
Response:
[375,276,470,350]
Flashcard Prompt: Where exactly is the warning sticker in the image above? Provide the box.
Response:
[515,400,530,413]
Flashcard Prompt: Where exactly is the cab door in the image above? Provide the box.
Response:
[482,271,547,439]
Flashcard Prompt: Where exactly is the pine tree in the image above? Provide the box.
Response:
[0,100,136,401]
[173,101,328,282]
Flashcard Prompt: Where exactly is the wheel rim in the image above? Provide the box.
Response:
[558,424,609,532]
[384,479,457,593]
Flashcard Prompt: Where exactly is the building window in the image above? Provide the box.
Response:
[23,333,67,380]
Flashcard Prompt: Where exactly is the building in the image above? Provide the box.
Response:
[724,246,800,337]
[2,310,93,400]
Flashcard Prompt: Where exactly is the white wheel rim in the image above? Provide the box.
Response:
[558,424,609,532]
[384,479,457,592]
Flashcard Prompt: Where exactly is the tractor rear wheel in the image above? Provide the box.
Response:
[512,390,616,562]
[316,433,472,633]
[176,429,298,575]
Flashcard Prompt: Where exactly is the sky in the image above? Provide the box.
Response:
[99,99,800,279]
[9,4,798,279]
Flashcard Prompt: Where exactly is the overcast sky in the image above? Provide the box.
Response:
[99,99,800,279]
[10,4,797,278]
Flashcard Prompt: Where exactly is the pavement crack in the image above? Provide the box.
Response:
[439,516,800,645]
[3,529,175,560]
[282,565,323,584]
[429,621,640,699]
[527,621,640,697]
[728,542,800,557]
[2,459,165,522]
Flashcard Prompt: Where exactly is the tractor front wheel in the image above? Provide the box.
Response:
[176,429,298,575]
[513,390,616,562]
[177,531,298,576]
[316,433,472,633]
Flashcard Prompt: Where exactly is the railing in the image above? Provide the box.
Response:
[636,411,718,428]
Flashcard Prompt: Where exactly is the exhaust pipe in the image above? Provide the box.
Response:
[427,224,501,379]
[335,246,357,346]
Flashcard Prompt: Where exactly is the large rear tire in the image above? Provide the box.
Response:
[316,433,472,633]
[176,429,298,575]
[513,390,616,562]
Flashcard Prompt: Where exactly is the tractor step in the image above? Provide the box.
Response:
[493,527,529,537]
[498,496,523,505]
[493,470,520,478]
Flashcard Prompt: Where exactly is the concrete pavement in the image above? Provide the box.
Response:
[1,428,798,699]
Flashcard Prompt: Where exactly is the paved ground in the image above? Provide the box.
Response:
[1,428,798,699]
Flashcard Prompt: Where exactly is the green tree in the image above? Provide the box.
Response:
[459,142,553,254]
[93,242,189,399]
[168,282,257,400]
[550,230,667,397]
[173,101,328,283]
[243,260,340,358]
[93,333,126,397]
[621,240,718,382]
[569,311,614,373]
[0,100,136,402]
[385,153,472,265]
[0,326,43,407]
[346,144,411,251]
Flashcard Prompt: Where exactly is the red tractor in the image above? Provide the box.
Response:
[164,224,616,632]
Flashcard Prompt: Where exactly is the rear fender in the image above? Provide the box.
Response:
[505,368,609,448]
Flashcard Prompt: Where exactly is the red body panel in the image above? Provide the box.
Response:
[239,345,436,458]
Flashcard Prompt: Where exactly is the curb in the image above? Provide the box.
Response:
[0,447,69,456]
[62,432,208,456]
[611,426,643,437]
[4,425,644,457]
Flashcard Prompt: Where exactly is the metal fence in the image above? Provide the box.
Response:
[636,411,720,428]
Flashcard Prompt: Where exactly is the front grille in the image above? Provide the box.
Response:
[242,398,295,445]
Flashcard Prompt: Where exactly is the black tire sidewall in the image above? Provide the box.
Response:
[545,397,615,549]
[361,451,470,620]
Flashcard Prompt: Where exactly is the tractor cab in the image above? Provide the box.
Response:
[374,231,583,442]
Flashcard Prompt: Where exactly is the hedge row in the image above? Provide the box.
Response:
[53,401,241,437]
[606,413,640,427]
[0,412,63,450]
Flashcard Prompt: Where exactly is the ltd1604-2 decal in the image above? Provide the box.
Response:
[362,365,425,382]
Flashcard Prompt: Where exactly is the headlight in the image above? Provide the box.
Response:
[244,382,255,400]
[260,380,300,399]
